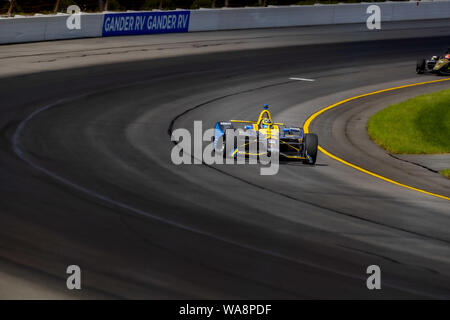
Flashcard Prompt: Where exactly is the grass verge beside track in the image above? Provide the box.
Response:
[367,88,450,178]
[441,169,450,179]
[367,88,450,154]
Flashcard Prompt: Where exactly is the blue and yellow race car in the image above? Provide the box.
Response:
[214,105,318,164]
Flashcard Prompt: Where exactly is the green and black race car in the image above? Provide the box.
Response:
[416,48,450,75]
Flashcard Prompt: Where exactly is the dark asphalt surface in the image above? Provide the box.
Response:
[1,26,450,298]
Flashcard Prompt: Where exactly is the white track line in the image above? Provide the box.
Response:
[289,77,315,82]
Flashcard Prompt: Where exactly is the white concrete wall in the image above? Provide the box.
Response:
[44,14,104,40]
[1,1,450,44]
[189,1,450,31]
[188,6,336,31]
[0,13,103,44]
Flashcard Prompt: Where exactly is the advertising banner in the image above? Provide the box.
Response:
[102,11,190,36]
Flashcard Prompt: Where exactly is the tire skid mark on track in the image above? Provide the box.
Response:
[388,153,438,174]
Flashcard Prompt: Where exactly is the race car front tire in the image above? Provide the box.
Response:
[416,59,426,74]
[303,133,318,165]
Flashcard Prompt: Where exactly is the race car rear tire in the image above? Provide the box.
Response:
[303,133,318,165]
[416,59,426,74]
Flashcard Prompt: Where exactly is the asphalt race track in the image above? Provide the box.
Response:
[1,21,450,299]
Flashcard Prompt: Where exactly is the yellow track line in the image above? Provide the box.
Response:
[303,78,450,201]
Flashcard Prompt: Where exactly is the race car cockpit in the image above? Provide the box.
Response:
[260,118,273,129]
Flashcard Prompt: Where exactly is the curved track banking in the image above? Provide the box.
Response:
[1,22,450,298]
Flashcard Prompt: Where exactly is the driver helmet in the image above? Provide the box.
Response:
[261,118,273,129]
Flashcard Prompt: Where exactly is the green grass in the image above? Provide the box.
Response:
[367,88,450,154]
[440,169,450,179]
[367,88,450,178]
